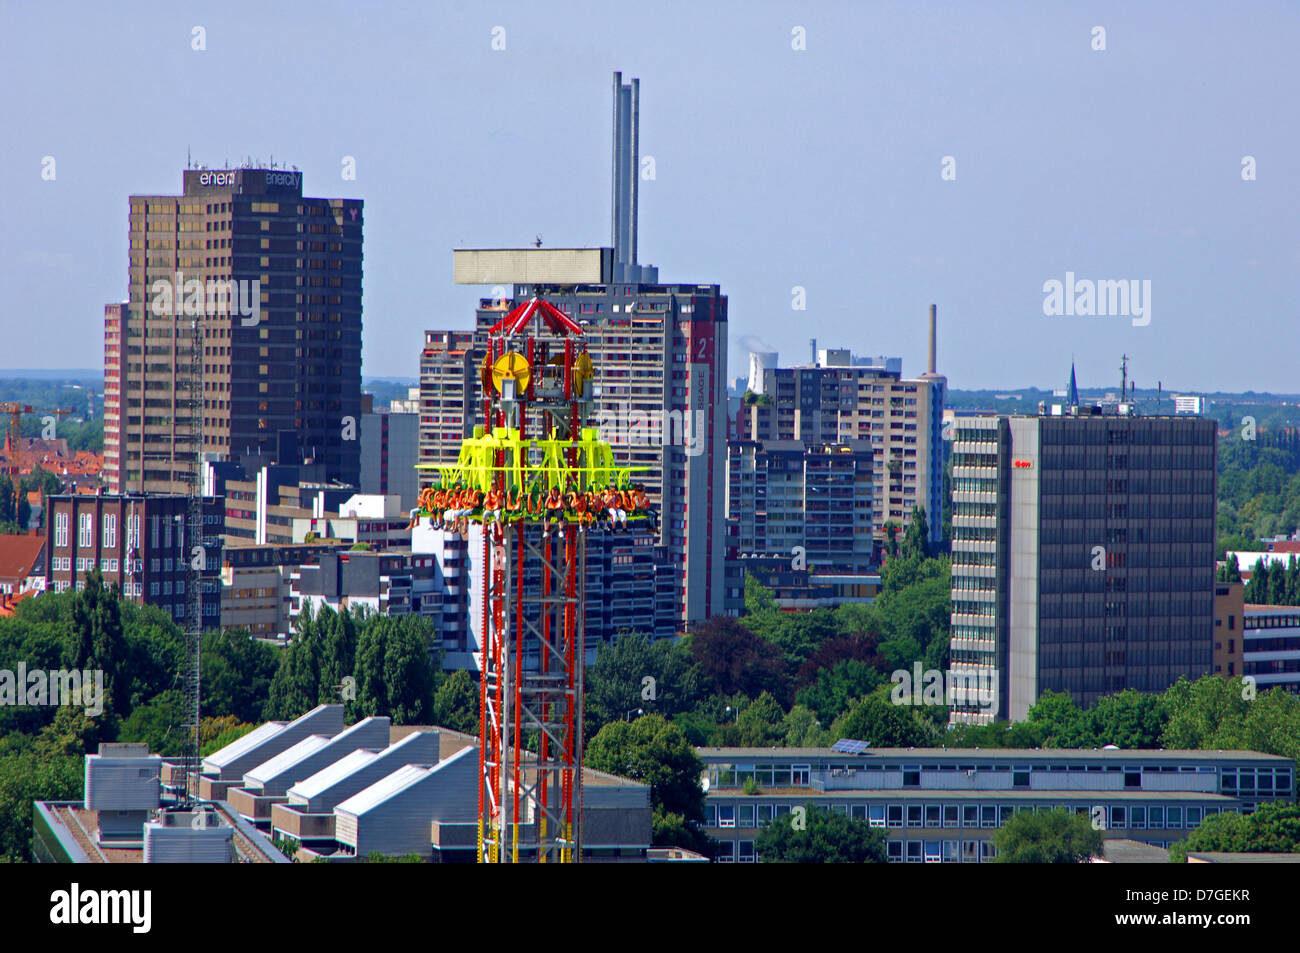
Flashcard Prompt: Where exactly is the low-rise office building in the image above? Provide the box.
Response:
[1243,603,1300,695]
[697,745,1294,863]
[220,538,350,637]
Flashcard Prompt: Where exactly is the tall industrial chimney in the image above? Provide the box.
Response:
[611,72,639,278]
[927,304,937,375]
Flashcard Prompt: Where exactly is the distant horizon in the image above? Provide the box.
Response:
[3,368,1294,404]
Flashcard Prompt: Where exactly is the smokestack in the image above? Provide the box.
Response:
[928,304,937,375]
[810,338,817,364]
[611,72,640,276]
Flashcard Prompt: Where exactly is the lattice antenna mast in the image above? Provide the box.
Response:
[177,311,205,808]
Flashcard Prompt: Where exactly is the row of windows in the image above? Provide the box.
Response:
[707,800,1246,832]
[53,512,147,550]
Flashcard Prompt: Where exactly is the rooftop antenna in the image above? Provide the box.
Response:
[1120,354,1129,399]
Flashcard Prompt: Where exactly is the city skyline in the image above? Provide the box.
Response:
[4,1,1298,393]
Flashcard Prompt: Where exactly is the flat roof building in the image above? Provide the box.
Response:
[948,408,1217,722]
[696,744,1294,864]
[107,167,363,494]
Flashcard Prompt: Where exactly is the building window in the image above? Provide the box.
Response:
[718,805,735,828]
[943,805,959,828]
[103,513,117,548]
[887,805,903,828]
[905,841,923,863]
[55,512,68,547]
[924,841,942,863]
[906,805,923,827]
[887,841,903,863]
[869,805,886,828]
[78,512,93,548]
[738,841,755,864]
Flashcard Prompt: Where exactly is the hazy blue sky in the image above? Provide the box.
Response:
[3,0,1298,392]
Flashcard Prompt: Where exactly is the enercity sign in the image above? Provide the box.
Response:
[197,171,236,187]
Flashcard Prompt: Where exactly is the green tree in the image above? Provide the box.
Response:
[202,629,280,724]
[734,691,786,746]
[1025,690,1094,747]
[1216,554,1242,584]
[201,718,257,757]
[687,616,788,704]
[432,669,479,734]
[265,625,323,720]
[585,714,706,840]
[993,807,1103,863]
[780,704,834,747]
[379,616,437,724]
[902,505,931,560]
[70,570,129,721]
[831,685,934,747]
[584,632,701,739]
[795,659,883,726]
[0,750,82,861]
[118,689,187,757]
[755,803,887,863]
[743,574,778,615]
[1168,800,1300,862]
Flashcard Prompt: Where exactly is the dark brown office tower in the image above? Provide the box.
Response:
[108,168,363,494]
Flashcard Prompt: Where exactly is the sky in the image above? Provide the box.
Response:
[2,0,1298,393]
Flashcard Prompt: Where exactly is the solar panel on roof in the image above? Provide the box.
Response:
[832,738,870,754]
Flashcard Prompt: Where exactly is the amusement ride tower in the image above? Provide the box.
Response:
[411,295,653,863]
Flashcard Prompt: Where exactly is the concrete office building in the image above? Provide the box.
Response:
[293,549,442,625]
[697,745,1294,863]
[360,410,418,512]
[948,405,1218,723]
[726,439,874,574]
[1213,579,1244,678]
[722,554,879,616]
[1242,603,1300,695]
[106,167,362,494]
[417,330,477,485]
[739,307,945,548]
[219,538,349,637]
